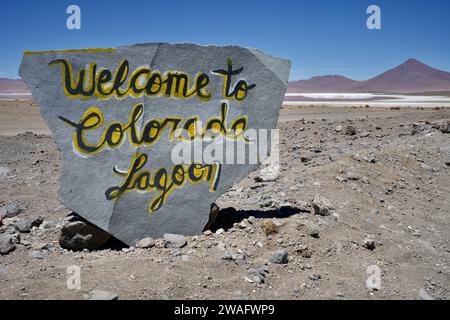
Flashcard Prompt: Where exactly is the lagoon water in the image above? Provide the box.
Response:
[284,93,450,107]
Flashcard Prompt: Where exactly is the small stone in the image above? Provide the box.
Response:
[346,171,359,181]
[269,249,289,264]
[163,233,187,248]
[345,125,357,136]
[371,209,379,215]
[308,225,320,238]
[308,273,321,281]
[215,228,225,235]
[260,219,279,235]
[363,237,376,250]
[31,249,48,259]
[14,216,43,233]
[247,216,257,225]
[0,234,16,255]
[88,290,118,300]
[335,125,343,132]
[154,239,165,248]
[237,221,248,229]
[312,195,334,216]
[221,251,233,261]
[365,154,376,163]
[252,275,263,284]
[248,267,269,284]
[203,230,212,236]
[421,163,434,172]
[31,242,48,250]
[232,252,247,261]
[1,218,19,227]
[136,237,155,249]
[0,202,22,220]
[20,240,31,246]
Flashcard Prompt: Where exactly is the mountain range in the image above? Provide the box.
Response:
[288,59,450,93]
[0,78,29,92]
[1,59,450,96]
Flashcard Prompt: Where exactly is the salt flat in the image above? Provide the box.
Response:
[284,92,450,107]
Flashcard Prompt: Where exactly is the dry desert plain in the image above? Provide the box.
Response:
[0,99,449,300]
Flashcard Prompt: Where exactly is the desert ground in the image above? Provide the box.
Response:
[0,99,449,300]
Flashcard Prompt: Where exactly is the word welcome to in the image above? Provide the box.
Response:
[50,58,255,101]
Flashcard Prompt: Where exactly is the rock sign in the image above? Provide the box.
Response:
[20,43,290,245]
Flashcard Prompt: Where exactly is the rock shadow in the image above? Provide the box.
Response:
[207,205,309,232]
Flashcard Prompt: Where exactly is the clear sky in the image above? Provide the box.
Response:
[1,0,449,80]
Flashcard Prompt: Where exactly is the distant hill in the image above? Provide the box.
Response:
[288,59,450,93]
[289,75,358,93]
[0,78,28,92]
[0,78,30,99]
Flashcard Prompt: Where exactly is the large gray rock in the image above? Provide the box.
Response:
[20,43,290,245]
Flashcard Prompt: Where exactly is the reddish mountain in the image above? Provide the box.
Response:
[352,59,450,93]
[288,75,358,93]
[288,59,450,93]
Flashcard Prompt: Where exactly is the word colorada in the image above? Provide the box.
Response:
[59,102,248,155]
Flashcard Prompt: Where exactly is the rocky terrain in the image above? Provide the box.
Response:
[0,103,449,300]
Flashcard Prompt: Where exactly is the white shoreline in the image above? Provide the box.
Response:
[284,92,450,107]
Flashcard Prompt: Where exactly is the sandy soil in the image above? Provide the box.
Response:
[0,100,449,300]
[0,100,49,135]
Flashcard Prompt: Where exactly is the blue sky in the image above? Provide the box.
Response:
[1,0,449,80]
